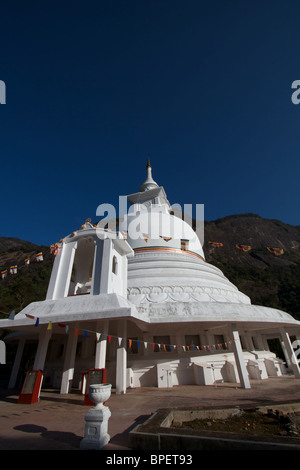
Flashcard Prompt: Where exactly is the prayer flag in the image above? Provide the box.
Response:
[236,244,252,252]
[208,241,223,247]
[36,252,43,262]
[160,235,172,242]
[267,247,284,256]
[181,239,189,251]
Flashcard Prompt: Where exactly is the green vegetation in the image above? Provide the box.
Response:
[210,260,300,321]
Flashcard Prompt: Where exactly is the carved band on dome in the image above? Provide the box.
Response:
[127,285,250,305]
[133,246,205,261]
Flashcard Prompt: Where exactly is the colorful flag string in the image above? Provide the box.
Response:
[23,313,235,353]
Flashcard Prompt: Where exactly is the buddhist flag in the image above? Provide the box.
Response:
[36,252,43,262]
[160,235,172,242]
[142,233,149,243]
[118,337,122,347]
[47,321,52,330]
[1,270,7,280]
[34,318,39,327]
[236,244,252,252]
[25,257,30,265]
[208,241,223,247]
[267,247,284,256]
[181,239,189,251]
[84,330,88,340]
[10,265,17,274]
[25,314,35,319]
[129,339,132,349]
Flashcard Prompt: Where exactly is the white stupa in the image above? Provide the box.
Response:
[1,160,300,395]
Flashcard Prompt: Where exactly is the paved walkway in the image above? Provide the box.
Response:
[0,376,299,450]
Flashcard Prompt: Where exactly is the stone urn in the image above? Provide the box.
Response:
[80,384,112,450]
[89,383,111,409]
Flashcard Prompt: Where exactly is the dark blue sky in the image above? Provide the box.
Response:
[0,0,299,246]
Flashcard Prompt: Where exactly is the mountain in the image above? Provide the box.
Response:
[202,214,300,320]
[0,238,54,323]
[0,214,299,331]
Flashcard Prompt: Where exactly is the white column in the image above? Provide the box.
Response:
[46,247,63,299]
[116,319,127,394]
[231,324,251,389]
[255,334,265,350]
[8,337,25,388]
[91,239,104,295]
[52,241,77,299]
[143,334,153,356]
[100,238,113,294]
[244,332,254,350]
[60,326,78,394]
[33,324,52,370]
[280,328,300,378]
[95,320,109,369]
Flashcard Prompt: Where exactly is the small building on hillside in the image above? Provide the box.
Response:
[1,161,300,395]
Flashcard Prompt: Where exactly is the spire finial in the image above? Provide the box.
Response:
[139,158,158,192]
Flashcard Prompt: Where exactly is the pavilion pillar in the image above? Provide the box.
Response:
[8,337,26,389]
[255,334,265,350]
[280,328,300,378]
[33,324,52,371]
[231,324,251,389]
[244,332,254,350]
[60,326,78,394]
[51,241,77,300]
[95,320,109,369]
[116,319,127,394]
[143,334,153,356]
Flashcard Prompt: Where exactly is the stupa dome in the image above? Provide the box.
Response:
[120,161,251,306]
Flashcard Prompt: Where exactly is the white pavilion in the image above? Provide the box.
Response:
[2,161,300,395]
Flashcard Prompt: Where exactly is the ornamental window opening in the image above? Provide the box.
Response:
[153,335,171,352]
[128,337,139,354]
[185,335,200,349]
[68,237,96,296]
[112,255,118,275]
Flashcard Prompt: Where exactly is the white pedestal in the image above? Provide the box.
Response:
[80,405,111,450]
[80,383,112,450]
